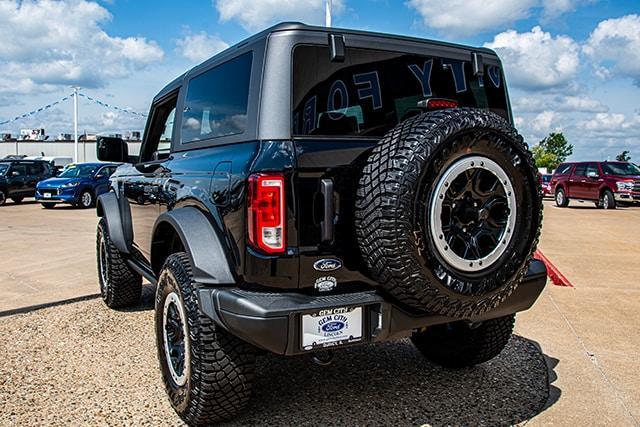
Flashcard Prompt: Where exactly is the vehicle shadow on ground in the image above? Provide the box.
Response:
[225,336,559,427]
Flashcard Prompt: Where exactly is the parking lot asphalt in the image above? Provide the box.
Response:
[0,198,639,425]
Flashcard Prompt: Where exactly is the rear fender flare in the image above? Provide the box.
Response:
[152,207,236,285]
[96,192,132,254]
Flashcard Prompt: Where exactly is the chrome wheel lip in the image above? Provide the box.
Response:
[163,290,190,387]
[81,192,92,207]
[429,155,517,273]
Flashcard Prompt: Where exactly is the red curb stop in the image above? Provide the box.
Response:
[534,250,574,287]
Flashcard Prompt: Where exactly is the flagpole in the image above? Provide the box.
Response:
[325,0,332,27]
[73,86,79,163]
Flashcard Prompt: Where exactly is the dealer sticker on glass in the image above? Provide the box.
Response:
[301,306,363,351]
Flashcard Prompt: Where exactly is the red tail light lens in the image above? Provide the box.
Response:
[247,174,285,254]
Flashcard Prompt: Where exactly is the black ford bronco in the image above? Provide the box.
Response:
[96,23,545,425]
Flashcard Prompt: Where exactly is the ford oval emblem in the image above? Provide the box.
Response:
[313,258,342,272]
[321,321,345,333]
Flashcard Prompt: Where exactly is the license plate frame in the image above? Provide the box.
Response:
[300,306,363,351]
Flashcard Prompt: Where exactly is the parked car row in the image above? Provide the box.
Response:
[0,159,119,208]
[550,161,640,209]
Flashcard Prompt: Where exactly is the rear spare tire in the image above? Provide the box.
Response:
[355,109,542,317]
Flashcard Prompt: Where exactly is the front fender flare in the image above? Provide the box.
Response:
[152,207,236,285]
[96,192,131,254]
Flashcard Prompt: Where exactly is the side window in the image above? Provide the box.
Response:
[555,163,572,175]
[139,96,178,163]
[10,164,27,176]
[181,52,252,143]
[574,164,587,176]
[96,167,110,179]
[27,163,43,176]
[586,163,599,176]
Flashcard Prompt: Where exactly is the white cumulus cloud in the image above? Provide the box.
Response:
[176,32,229,62]
[0,0,164,95]
[584,14,640,86]
[484,26,579,91]
[407,0,535,37]
[541,0,596,19]
[214,0,346,32]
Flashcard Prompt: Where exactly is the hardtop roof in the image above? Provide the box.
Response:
[154,22,498,101]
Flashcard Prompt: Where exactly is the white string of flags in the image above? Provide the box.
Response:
[0,92,147,127]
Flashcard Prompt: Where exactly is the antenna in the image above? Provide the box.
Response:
[325,0,332,27]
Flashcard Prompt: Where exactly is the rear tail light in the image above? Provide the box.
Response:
[247,174,285,254]
[417,98,459,110]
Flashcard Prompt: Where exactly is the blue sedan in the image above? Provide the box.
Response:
[36,162,120,209]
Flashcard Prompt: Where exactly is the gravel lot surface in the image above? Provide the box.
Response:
[0,287,549,426]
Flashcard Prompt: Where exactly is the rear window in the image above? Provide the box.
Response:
[181,52,252,143]
[292,45,508,137]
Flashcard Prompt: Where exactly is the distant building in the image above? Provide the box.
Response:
[20,128,46,141]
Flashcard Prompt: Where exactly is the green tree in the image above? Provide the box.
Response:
[533,132,573,172]
[615,150,631,162]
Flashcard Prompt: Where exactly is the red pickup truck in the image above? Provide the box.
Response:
[552,161,640,209]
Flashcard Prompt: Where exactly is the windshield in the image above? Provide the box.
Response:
[293,45,508,137]
[601,163,640,176]
[58,164,98,178]
[542,175,552,183]
[0,163,8,176]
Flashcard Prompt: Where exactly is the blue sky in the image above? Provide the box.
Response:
[0,0,638,160]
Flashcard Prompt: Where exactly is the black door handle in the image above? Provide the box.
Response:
[320,179,334,243]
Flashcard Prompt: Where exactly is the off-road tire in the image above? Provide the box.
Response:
[555,188,569,207]
[96,218,141,308]
[355,109,542,317]
[11,197,23,204]
[155,253,256,426]
[411,314,515,368]
[601,190,616,210]
[41,203,56,209]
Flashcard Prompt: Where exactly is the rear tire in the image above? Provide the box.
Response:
[96,218,142,308]
[11,197,23,204]
[411,314,515,368]
[601,190,616,210]
[555,188,569,207]
[0,190,6,206]
[41,203,56,209]
[156,253,256,425]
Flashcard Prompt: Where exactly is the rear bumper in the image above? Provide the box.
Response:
[199,260,547,355]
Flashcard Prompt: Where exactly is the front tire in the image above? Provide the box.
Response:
[411,314,515,368]
[96,218,142,308]
[601,190,616,210]
[11,197,23,204]
[555,188,569,207]
[78,190,94,209]
[0,190,6,206]
[155,253,256,425]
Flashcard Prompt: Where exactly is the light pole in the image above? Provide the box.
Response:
[72,86,79,163]
[325,0,332,27]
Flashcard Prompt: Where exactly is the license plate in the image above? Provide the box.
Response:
[301,306,363,351]
[43,193,51,198]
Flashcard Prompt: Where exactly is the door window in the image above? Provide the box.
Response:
[139,96,177,163]
[573,164,587,176]
[9,164,27,176]
[181,52,253,143]
[555,163,572,175]
[585,163,599,177]
[27,163,44,176]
